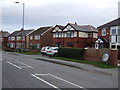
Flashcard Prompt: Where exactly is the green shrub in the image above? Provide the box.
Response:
[3,47,15,52]
[118,49,120,60]
[58,48,84,59]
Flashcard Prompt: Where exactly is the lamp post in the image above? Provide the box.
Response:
[15,2,25,52]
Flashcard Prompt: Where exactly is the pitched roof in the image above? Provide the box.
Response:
[56,25,64,30]
[8,31,20,37]
[29,26,52,35]
[0,31,10,37]
[9,29,33,37]
[97,18,120,29]
[17,29,33,36]
[68,23,98,32]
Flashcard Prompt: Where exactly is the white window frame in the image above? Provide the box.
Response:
[36,43,40,48]
[55,32,62,38]
[10,43,15,48]
[11,36,15,41]
[66,31,74,38]
[110,26,118,35]
[8,37,11,40]
[30,36,33,40]
[16,36,21,41]
[35,35,40,40]
[22,36,25,41]
[102,28,106,36]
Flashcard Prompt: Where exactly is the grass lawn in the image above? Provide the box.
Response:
[17,52,41,55]
[51,57,117,68]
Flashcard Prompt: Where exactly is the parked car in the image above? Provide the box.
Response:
[46,47,59,56]
[41,46,51,55]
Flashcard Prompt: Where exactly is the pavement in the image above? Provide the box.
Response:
[2,51,119,88]
[9,52,118,78]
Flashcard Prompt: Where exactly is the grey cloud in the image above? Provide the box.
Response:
[2,1,118,32]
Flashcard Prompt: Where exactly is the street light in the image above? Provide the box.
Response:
[15,2,25,52]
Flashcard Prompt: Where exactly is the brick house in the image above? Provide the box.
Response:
[95,18,120,49]
[28,26,53,50]
[52,23,98,48]
[0,30,10,47]
[8,29,33,49]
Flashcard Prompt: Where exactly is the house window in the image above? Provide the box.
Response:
[16,43,21,48]
[102,29,106,36]
[23,36,25,41]
[55,32,62,38]
[110,36,116,43]
[8,37,11,40]
[11,36,15,40]
[88,33,92,38]
[30,36,33,40]
[111,29,116,35]
[10,43,15,48]
[35,35,40,40]
[66,31,74,38]
[36,44,40,48]
[17,36,21,40]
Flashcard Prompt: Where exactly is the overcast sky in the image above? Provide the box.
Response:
[1,0,119,33]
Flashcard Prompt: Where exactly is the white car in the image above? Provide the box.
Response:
[41,46,51,55]
[46,47,59,56]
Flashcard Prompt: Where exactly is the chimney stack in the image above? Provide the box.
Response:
[75,22,77,25]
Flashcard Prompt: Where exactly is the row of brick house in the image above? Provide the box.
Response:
[6,23,98,51]
[0,31,10,48]
[95,18,120,49]
[7,26,53,51]
[52,23,98,48]
[1,18,120,51]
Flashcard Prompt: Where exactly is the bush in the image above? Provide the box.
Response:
[58,48,84,59]
[118,49,120,60]
[3,47,15,52]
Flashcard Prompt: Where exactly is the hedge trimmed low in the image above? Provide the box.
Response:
[58,48,84,59]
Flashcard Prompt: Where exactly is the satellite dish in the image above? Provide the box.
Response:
[102,54,109,61]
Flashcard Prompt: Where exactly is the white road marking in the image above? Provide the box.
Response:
[48,73,85,89]
[31,73,86,89]
[31,74,61,90]
[7,61,21,69]
[34,74,49,76]
[15,61,34,68]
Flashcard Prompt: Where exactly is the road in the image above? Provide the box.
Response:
[2,51,118,89]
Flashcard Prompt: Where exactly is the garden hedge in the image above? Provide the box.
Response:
[58,48,84,59]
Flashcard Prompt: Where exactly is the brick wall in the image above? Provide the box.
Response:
[53,37,96,48]
[84,48,118,66]
[40,28,53,48]
[98,28,110,41]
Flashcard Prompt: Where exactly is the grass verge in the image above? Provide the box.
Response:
[51,57,117,68]
[16,52,41,55]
